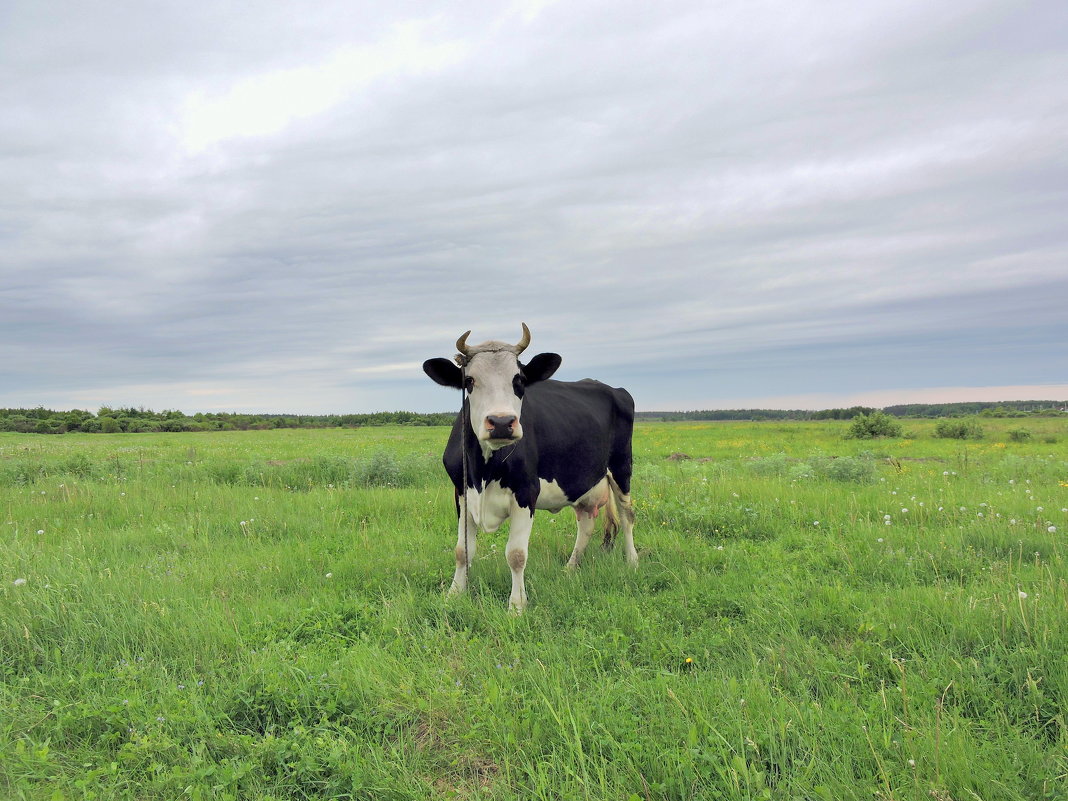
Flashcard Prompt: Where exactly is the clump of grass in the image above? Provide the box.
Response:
[845,411,902,439]
[934,419,985,440]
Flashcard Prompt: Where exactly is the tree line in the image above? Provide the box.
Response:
[0,406,455,434]
[2,399,1064,434]
[635,400,1067,422]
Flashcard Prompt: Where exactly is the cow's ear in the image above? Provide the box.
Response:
[423,358,463,389]
[523,352,561,384]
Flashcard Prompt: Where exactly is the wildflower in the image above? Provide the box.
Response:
[1036,507,1044,512]
[885,520,892,525]
[877,538,884,543]
[908,759,916,767]
[325,572,333,578]
[13,578,27,586]
[240,520,248,526]
[1010,519,1017,525]
[813,521,819,526]
[901,508,908,513]
[1049,526,1057,533]
[685,657,693,665]
[37,529,44,535]
[1018,591,1028,599]
[156,715,166,722]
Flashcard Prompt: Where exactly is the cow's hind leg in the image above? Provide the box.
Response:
[608,473,638,567]
[565,510,596,570]
[448,496,477,596]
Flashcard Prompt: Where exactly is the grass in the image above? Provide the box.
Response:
[1,420,1066,800]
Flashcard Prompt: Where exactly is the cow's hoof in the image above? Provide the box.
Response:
[446,583,465,598]
[563,560,579,572]
[508,599,527,615]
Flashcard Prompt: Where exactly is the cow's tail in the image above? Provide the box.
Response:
[602,473,623,549]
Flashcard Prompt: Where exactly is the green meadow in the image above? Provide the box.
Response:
[2,420,1066,800]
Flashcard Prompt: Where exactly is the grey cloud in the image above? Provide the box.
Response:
[2,0,1066,412]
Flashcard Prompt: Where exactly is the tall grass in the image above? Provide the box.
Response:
[1,421,1066,799]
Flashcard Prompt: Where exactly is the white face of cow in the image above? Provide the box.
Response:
[464,349,526,449]
[422,325,562,452]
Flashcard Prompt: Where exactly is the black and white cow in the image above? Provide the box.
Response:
[423,323,637,612]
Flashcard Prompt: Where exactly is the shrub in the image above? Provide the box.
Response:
[846,411,902,439]
[933,419,984,440]
[1006,428,1032,442]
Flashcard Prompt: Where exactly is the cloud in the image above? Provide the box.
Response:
[1,0,1065,413]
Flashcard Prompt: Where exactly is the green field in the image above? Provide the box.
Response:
[2,421,1066,800]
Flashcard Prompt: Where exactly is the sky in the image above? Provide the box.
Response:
[2,0,1066,414]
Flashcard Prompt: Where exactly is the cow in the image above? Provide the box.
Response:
[422,323,637,612]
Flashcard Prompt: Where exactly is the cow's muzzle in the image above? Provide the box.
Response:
[486,415,518,439]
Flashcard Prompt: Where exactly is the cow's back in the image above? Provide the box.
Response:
[522,378,633,500]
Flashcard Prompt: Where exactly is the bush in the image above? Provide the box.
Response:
[933,419,984,440]
[845,411,902,439]
[1006,428,1032,442]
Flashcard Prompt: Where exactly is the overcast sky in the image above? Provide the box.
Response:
[2,0,1066,413]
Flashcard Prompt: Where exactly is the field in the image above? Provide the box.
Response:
[2,420,1066,800]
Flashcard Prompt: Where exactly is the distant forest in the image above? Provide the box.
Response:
[0,400,1064,434]
[637,400,1067,421]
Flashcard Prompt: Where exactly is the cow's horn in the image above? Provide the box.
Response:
[455,330,472,355]
[514,322,531,355]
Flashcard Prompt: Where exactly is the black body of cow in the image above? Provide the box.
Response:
[443,378,634,520]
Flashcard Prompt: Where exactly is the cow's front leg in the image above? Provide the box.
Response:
[448,495,477,597]
[505,506,534,613]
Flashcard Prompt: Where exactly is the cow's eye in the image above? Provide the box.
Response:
[464,376,475,392]
[512,374,525,398]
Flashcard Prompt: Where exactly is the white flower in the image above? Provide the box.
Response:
[885,520,892,525]
[943,471,949,476]
[1018,590,1028,599]
[877,538,884,543]
[13,578,27,586]
[325,572,333,578]
[1036,507,1043,512]
[37,529,44,535]
[1009,479,1015,484]
[884,514,891,520]
[1010,519,1017,525]
[908,759,916,767]
[813,521,819,526]
[901,508,908,513]
[1049,526,1057,533]
[240,520,248,526]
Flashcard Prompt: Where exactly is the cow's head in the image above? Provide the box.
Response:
[423,323,561,450]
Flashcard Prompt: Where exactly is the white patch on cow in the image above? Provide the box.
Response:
[536,478,571,513]
[465,481,513,533]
